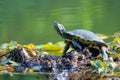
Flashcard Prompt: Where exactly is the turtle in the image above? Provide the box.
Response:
[53,21,109,61]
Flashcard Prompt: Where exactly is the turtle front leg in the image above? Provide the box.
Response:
[71,39,82,52]
[63,43,70,54]
[101,46,109,61]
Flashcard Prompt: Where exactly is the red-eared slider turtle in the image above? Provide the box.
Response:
[53,21,109,61]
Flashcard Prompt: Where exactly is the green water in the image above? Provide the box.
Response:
[0,0,120,44]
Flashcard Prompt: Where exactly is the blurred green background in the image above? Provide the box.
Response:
[0,0,120,44]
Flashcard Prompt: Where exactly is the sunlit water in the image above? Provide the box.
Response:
[0,0,120,44]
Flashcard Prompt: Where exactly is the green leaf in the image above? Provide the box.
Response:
[0,43,9,49]
[90,60,101,68]
[9,60,19,66]
[9,41,17,46]
[34,45,42,49]
[9,41,18,50]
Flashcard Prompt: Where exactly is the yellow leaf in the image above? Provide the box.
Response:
[112,72,120,76]
[17,43,22,47]
[102,62,108,67]
[42,43,63,56]
[25,43,35,50]
[96,33,109,39]
[5,64,9,67]
[112,38,120,42]
[55,41,65,48]
[0,66,3,71]
[28,68,33,73]
[47,50,63,56]
[42,43,63,51]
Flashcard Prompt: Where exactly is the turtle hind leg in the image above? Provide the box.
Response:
[101,46,109,61]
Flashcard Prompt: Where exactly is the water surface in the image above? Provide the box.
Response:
[0,0,120,44]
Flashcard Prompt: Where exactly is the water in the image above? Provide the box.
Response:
[0,0,120,44]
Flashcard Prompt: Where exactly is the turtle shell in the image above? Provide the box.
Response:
[65,29,107,47]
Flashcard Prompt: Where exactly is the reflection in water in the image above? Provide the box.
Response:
[0,0,120,44]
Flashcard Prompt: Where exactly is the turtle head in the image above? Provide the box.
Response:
[53,21,66,39]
